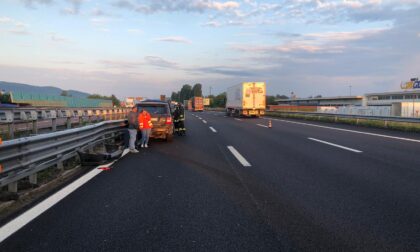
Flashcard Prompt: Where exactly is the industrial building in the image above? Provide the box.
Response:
[276,96,364,107]
[274,89,420,118]
[365,90,420,106]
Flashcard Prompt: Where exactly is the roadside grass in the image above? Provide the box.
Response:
[266,111,420,133]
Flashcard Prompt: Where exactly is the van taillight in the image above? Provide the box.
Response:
[166,117,172,124]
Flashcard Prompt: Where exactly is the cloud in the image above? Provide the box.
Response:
[50,60,85,65]
[0,17,13,23]
[127,28,142,34]
[99,56,178,70]
[221,5,420,96]
[231,28,389,54]
[144,56,178,69]
[8,29,30,35]
[202,21,221,27]
[99,60,143,69]
[61,0,85,15]
[0,17,31,35]
[188,65,257,77]
[112,0,135,9]
[155,36,192,44]
[21,0,53,8]
[98,28,110,32]
[197,0,420,29]
[274,31,302,38]
[201,19,249,27]
[112,0,240,14]
[90,17,113,32]
[91,8,112,17]
[49,32,71,43]
[274,0,420,25]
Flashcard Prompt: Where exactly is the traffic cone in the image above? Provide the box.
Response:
[268,120,272,128]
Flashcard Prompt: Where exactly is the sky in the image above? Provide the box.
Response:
[0,0,419,99]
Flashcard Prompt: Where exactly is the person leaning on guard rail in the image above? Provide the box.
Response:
[138,109,153,148]
[127,106,139,153]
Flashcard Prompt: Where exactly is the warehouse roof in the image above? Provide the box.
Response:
[365,90,420,96]
[275,96,363,102]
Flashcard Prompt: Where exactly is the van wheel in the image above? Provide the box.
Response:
[166,133,173,142]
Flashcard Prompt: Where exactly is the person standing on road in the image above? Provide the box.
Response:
[178,104,186,135]
[138,109,153,148]
[173,105,181,135]
[128,106,139,153]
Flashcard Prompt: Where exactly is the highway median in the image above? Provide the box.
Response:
[266,111,420,133]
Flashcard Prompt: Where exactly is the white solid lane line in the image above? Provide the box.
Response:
[257,124,268,128]
[227,146,252,167]
[308,138,363,153]
[266,117,420,143]
[202,120,207,124]
[209,127,217,133]
[0,150,131,243]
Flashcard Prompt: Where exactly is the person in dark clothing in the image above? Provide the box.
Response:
[127,106,139,153]
[178,105,186,135]
[173,105,181,135]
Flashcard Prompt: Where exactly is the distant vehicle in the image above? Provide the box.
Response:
[190,96,204,112]
[226,82,266,117]
[183,100,189,110]
[203,98,210,106]
[136,100,174,142]
[187,100,193,111]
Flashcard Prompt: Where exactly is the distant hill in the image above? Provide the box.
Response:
[0,81,90,98]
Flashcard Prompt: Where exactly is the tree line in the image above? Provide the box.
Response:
[170,83,203,103]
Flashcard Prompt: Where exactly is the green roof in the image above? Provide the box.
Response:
[10,91,113,108]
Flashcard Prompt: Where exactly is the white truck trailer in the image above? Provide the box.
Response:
[226,82,266,117]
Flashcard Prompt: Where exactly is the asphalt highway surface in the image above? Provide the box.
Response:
[1,111,420,251]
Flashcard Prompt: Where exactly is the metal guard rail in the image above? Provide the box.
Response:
[0,120,127,188]
[0,107,130,123]
[267,110,420,123]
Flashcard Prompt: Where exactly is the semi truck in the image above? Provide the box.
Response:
[190,96,204,112]
[226,82,266,117]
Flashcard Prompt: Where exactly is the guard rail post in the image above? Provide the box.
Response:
[56,154,64,171]
[66,116,71,129]
[29,172,37,185]
[8,123,15,139]
[32,119,38,135]
[52,117,57,132]
[80,110,84,126]
[8,172,17,193]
